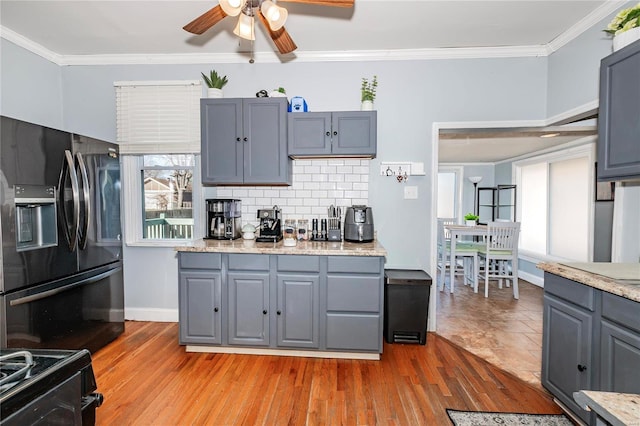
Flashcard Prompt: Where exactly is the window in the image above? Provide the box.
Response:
[116,80,203,246]
[123,154,201,245]
[438,167,463,220]
[514,144,594,262]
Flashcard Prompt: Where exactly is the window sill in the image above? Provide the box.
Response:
[519,250,586,265]
[125,239,196,248]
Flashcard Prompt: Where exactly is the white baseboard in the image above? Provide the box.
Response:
[518,270,544,287]
[125,308,178,322]
[186,345,380,360]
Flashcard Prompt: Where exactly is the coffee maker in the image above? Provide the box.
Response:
[256,206,282,242]
[205,199,242,240]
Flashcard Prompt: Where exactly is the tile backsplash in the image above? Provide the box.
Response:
[215,159,370,226]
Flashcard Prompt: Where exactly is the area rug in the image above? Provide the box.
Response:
[446,409,573,426]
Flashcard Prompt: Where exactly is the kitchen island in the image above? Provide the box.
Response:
[537,262,640,424]
[175,239,387,359]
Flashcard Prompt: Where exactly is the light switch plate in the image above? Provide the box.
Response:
[404,186,418,199]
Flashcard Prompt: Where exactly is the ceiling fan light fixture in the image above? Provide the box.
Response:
[261,1,288,31]
[219,0,246,17]
[233,12,255,40]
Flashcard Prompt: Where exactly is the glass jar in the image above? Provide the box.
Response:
[283,219,297,242]
[297,219,309,240]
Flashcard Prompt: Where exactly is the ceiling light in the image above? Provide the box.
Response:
[261,1,288,31]
[540,132,560,138]
[219,0,246,17]
[233,12,255,40]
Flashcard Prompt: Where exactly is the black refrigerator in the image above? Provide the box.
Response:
[0,116,124,353]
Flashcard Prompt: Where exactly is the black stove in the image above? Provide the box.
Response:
[0,348,103,426]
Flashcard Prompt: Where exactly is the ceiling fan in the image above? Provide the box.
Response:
[183,0,355,55]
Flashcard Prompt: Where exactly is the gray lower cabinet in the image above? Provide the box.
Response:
[201,97,291,185]
[276,255,320,349]
[325,256,384,352]
[542,272,640,424]
[288,111,377,157]
[227,254,270,346]
[599,292,640,393]
[178,252,384,354]
[178,253,222,345]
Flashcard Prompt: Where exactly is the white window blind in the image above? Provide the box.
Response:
[115,80,201,154]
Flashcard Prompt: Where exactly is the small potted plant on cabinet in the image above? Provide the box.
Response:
[464,213,479,226]
[202,70,228,98]
[270,87,287,98]
[361,75,377,110]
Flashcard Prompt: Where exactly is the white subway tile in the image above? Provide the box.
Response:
[311,159,328,166]
[336,166,353,174]
[303,198,319,206]
[336,182,353,190]
[296,174,312,182]
[248,189,264,197]
[353,166,369,175]
[312,174,328,182]
[327,190,344,198]
[304,165,321,174]
[345,174,361,182]
[328,174,345,182]
[279,190,295,198]
[311,190,328,198]
[321,166,337,174]
[353,182,368,191]
[294,159,313,166]
[319,182,336,190]
[295,190,312,198]
[287,198,304,206]
[344,190,361,198]
[303,182,320,190]
[327,159,344,166]
[294,206,312,215]
[344,159,361,166]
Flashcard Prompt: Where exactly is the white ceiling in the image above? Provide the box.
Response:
[0,0,616,162]
[0,0,621,59]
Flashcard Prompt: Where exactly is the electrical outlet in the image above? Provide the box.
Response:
[404,186,418,199]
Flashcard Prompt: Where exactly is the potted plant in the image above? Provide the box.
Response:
[201,70,228,98]
[464,213,479,226]
[605,3,640,51]
[360,75,378,110]
[270,87,287,98]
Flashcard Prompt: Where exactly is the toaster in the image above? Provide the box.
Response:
[344,205,374,243]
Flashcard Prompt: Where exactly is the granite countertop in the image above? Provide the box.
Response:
[175,238,387,257]
[537,262,640,303]
[573,390,640,426]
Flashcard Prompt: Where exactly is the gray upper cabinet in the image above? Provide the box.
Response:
[201,98,291,185]
[288,111,377,158]
[597,39,640,181]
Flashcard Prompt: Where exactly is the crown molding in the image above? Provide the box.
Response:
[1,0,627,66]
[547,0,628,54]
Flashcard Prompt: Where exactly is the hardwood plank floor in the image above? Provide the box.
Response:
[91,321,562,425]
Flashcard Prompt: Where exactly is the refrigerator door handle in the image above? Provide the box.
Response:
[76,152,91,250]
[58,150,80,251]
[9,267,122,306]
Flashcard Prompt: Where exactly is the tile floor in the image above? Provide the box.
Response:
[436,275,545,389]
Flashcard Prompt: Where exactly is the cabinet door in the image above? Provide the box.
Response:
[179,270,222,345]
[201,99,243,184]
[228,271,270,346]
[598,40,640,181]
[600,320,640,393]
[287,112,332,156]
[243,98,291,185]
[542,294,593,423]
[276,273,319,348]
[331,111,377,157]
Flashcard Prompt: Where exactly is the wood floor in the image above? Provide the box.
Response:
[91,321,562,425]
[436,277,545,388]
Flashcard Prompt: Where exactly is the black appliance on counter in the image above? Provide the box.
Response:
[1,116,124,353]
[205,198,242,240]
[256,206,282,242]
[0,348,103,425]
[344,205,375,243]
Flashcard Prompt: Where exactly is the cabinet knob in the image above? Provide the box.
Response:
[577,364,587,372]
[333,131,337,136]
[214,307,219,313]
[243,137,248,142]
[263,309,268,315]
[326,131,330,137]
[236,137,241,142]
[277,310,282,315]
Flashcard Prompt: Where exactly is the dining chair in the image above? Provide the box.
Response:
[477,221,521,298]
[437,218,479,293]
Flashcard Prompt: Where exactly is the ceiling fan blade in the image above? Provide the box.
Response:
[258,13,298,54]
[278,0,354,7]
[183,5,228,35]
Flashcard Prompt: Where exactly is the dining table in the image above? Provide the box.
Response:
[443,224,488,293]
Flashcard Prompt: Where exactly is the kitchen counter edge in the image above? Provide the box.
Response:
[537,262,640,303]
[573,390,640,426]
[175,239,387,257]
